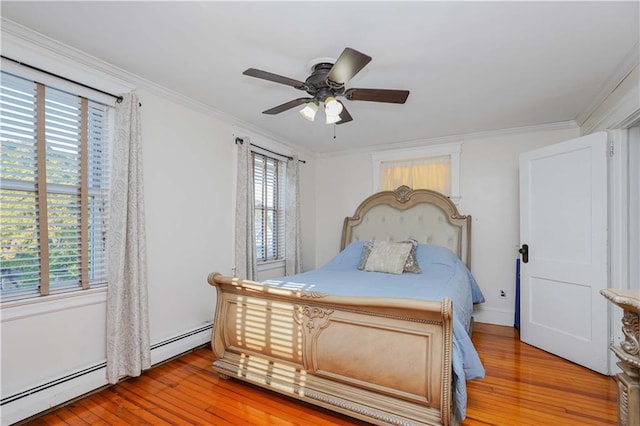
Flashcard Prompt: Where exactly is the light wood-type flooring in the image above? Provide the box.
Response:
[19,323,617,426]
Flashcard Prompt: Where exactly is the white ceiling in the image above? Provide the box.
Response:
[2,1,638,154]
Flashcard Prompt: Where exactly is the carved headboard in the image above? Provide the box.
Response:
[341,186,472,269]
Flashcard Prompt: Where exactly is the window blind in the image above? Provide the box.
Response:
[252,152,285,262]
[0,71,109,301]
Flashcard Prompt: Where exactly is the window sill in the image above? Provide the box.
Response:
[1,287,107,322]
[257,259,285,272]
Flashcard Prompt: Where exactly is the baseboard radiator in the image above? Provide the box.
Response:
[1,322,213,426]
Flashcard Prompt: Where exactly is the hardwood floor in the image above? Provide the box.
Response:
[463,323,617,425]
[19,323,617,426]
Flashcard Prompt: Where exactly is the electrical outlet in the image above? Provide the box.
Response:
[499,290,506,298]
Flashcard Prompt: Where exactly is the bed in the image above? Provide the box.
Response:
[207,186,485,425]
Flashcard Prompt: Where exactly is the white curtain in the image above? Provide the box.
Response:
[234,138,257,280]
[106,93,150,384]
[285,155,302,275]
[380,155,451,194]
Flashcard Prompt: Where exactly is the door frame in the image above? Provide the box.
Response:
[581,53,638,373]
[607,127,635,374]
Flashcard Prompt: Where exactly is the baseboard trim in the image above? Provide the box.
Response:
[150,323,212,365]
[473,306,515,327]
[1,323,213,426]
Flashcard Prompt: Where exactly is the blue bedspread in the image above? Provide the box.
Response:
[264,241,485,420]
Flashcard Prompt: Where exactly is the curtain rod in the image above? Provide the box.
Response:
[1,55,124,103]
[235,137,306,164]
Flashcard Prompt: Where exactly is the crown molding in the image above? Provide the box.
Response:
[1,18,225,116]
[316,120,578,159]
[1,18,133,94]
[232,125,315,162]
[1,18,301,152]
[580,63,640,134]
[576,42,640,127]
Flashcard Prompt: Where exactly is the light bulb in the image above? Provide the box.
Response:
[326,113,341,124]
[324,97,343,116]
[299,102,318,121]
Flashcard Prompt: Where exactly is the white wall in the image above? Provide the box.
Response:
[299,157,317,272]
[0,86,237,423]
[139,89,233,341]
[315,152,374,265]
[314,126,580,325]
[1,295,107,398]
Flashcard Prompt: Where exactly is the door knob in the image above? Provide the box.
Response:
[519,244,529,263]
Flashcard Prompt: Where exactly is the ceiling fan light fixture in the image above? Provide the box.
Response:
[299,101,318,121]
[324,96,343,116]
[326,113,341,124]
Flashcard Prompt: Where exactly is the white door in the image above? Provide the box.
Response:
[519,132,609,374]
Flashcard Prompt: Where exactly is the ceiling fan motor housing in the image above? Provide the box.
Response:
[305,62,345,102]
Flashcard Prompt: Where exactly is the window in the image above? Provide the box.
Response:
[372,143,461,201]
[252,151,285,263]
[380,155,451,193]
[0,71,110,302]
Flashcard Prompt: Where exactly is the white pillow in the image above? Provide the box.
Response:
[364,240,413,274]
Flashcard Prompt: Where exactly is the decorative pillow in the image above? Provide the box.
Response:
[402,239,422,274]
[358,241,374,270]
[358,239,421,273]
[364,240,413,274]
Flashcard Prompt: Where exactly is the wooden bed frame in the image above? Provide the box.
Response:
[207,186,472,425]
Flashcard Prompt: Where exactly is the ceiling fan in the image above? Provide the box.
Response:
[242,47,410,125]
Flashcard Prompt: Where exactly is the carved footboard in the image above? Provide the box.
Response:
[207,273,454,426]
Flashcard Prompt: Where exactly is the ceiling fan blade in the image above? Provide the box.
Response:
[336,102,353,125]
[344,88,410,104]
[327,48,372,85]
[243,68,307,89]
[262,97,313,115]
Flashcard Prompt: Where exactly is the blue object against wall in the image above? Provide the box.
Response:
[515,258,521,331]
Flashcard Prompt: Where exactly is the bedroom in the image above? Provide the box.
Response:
[1,1,638,425]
